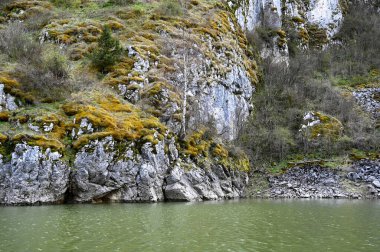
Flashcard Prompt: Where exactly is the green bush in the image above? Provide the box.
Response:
[90,26,123,73]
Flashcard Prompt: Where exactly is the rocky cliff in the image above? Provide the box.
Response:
[232,0,347,60]
[0,0,254,205]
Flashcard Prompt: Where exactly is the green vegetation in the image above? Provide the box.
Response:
[240,0,380,171]
[90,26,123,73]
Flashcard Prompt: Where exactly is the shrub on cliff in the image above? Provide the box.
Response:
[0,23,42,62]
[156,0,183,17]
[0,23,73,101]
[90,26,123,73]
[239,55,379,165]
[15,49,72,101]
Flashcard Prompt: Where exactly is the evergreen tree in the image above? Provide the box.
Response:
[91,26,123,73]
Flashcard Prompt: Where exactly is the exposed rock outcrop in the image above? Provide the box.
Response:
[233,0,346,60]
[249,160,380,199]
[268,166,348,198]
[70,137,247,203]
[235,0,345,36]
[0,144,69,205]
[0,83,18,111]
[0,137,248,205]
[353,88,380,119]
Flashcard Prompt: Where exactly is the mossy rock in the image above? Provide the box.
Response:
[0,133,8,143]
[303,111,344,140]
[0,112,10,122]
[4,0,52,20]
[12,133,64,151]
[292,16,305,24]
[63,93,167,150]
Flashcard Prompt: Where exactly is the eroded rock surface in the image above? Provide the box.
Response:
[70,137,247,203]
[251,160,380,199]
[353,88,380,119]
[0,137,248,205]
[0,144,69,205]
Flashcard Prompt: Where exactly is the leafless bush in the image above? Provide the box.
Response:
[108,0,135,5]
[0,0,12,9]
[239,52,379,164]
[0,23,42,62]
[14,50,72,101]
[24,11,54,31]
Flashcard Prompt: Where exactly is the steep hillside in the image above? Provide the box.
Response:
[240,0,379,180]
[0,0,256,204]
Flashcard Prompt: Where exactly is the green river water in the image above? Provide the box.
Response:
[1,199,380,252]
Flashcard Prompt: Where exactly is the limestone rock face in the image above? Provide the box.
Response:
[0,144,69,205]
[71,137,169,202]
[233,0,346,60]
[0,84,18,111]
[307,0,344,36]
[190,64,254,141]
[0,137,248,205]
[164,164,247,201]
[69,137,248,203]
[235,0,344,36]
[235,0,282,32]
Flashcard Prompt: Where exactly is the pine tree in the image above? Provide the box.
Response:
[90,26,123,73]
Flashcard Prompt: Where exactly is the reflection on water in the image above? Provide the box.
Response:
[1,199,380,252]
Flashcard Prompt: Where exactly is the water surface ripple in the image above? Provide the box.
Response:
[1,199,379,251]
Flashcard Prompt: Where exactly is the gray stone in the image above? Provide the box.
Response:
[0,83,18,111]
[69,137,248,203]
[373,180,380,188]
[0,144,69,205]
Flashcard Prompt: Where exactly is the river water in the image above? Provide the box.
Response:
[1,199,379,251]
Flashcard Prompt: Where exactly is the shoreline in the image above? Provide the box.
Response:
[246,159,380,200]
[2,196,380,208]
[2,159,379,206]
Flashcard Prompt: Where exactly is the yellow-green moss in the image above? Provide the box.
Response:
[0,75,20,89]
[106,19,125,30]
[212,143,228,158]
[309,112,343,140]
[306,24,328,48]
[4,0,52,20]
[98,95,133,112]
[45,18,103,45]
[276,29,286,38]
[12,134,64,151]
[0,133,8,143]
[292,16,305,24]
[65,93,167,149]
[0,112,10,122]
